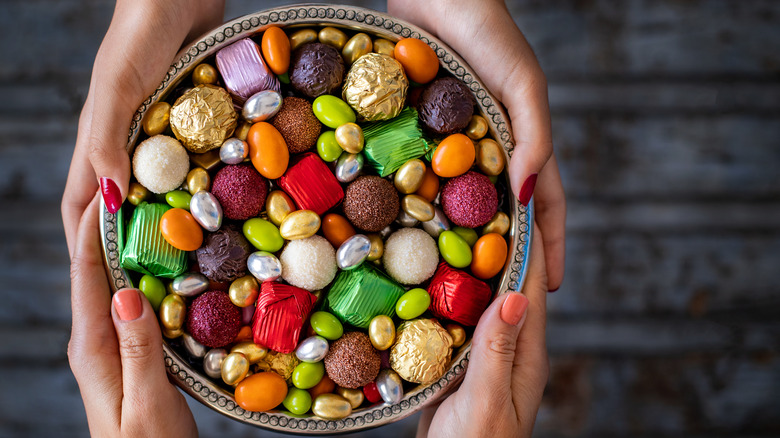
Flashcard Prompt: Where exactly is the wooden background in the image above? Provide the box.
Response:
[1,0,778,436]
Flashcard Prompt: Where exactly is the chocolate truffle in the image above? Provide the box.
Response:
[441,171,498,228]
[196,224,252,282]
[186,291,241,348]
[211,164,268,220]
[343,176,399,232]
[271,97,322,153]
[324,332,381,389]
[290,43,345,99]
[417,77,476,136]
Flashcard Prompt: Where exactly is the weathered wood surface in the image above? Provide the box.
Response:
[1,0,779,437]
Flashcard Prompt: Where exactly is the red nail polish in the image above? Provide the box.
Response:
[518,173,538,207]
[100,177,121,214]
[113,289,143,321]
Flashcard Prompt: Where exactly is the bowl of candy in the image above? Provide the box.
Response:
[99,3,532,434]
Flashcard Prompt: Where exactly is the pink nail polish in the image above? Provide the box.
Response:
[518,173,537,207]
[100,177,122,214]
[500,293,529,325]
[114,289,143,321]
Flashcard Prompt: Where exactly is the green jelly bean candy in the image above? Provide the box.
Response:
[138,274,166,311]
[317,131,343,162]
[165,190,192,210]
[243,218,284,252]
[488,175,498,184]
[452,226,478,247]
[278,72,290,85]
[283,387,312,415]
[438,230,472,268]
[312,95,356,129]
[310,311,343,340]
[292,361,325,389]
[396,288,431,320]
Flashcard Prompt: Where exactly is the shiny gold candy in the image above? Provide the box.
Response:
[234,121,252,142]
[312,393,352,420]
[221,352,250,386]
[476,138,506,176]
[335,387,364,409]
[342,33,372,65]
[127,182,151,206]
[186,167,211,195]
[373,38,395,57]
[402,194,435,222]
[465,115,489,140]
[169,84,238,153]
[335,122,364,154]
[266,190,296,226]
[162,326,184,339]
[255,350,300,382]
[342,53,408,121]
[231,341,268,364]
[394,159,426,194]
[229,275,260,307]
[482,211,510,236]
[289,28,317,51]
[279,209,321,240]
[142,102,171,136]
[445,323,466,348]
[368,315,396,351]
[189,149,222,171]
[366,234,384,262]
[159,294,186,331]
[318,27,347,50]
[192,63,219,85]
[390,318,453,384]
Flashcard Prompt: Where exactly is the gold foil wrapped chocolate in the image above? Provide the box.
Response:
[169,84,238,153]
[254,350,300,382]
[342,53,408,122]
[389,318,453,384]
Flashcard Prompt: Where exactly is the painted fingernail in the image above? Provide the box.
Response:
[114,289,143,321]
[549,287,559,293]
[518,173,537,206]
[100,177,122,214]
[500,293,529,325]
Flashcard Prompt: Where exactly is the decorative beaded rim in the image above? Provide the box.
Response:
[99,3,533,434]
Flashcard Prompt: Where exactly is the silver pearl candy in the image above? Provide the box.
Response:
[335,153,364,183]
[247,251,282,282]
[422,207,450,238]
[190,191,223,232]
[336,234,371,270]
[376,369,403,404]
[203,348,228,379]
[182,333,208,358]
[242,90,283,123]
[295,335,329,363]
[220,137,248,164]
[395,209,419,228]
[171,272,209,297]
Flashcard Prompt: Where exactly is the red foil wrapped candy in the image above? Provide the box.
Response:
[427,262,492,327]
[278,153,344,216]
[252,282,317,353]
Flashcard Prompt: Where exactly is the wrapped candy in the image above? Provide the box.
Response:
[120,202,187,278]
[277,153,344,216]
[361,107,431,177]
[325,263,404,329]
[389,318,453,384]
[252,282,316,354]
[427,262,492,326]
[216,38,281,105]
[169,85,238,153]
[343,53,408,121]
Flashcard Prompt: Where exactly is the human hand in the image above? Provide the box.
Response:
[67,192,197,437]
[388,0,566,291]
[61,0,225,257]
[415,224,549,438]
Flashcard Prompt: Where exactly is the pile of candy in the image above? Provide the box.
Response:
[119,24,512,420]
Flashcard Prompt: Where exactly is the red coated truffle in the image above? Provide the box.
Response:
[186,291,242,348]
[440,171,498,228]
[211,164,268,220]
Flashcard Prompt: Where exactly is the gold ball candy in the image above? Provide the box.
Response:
[476,138,506,176]
[368,315,396,351]
[312,394,352,420]
[289,28,317,51]
[127,182,151,206]
[318,27,348,50]
[169,84,238,153]
[234,121,252,142]
[335,122,364,154]
[401,194,435,222]
[231,341,268,364]
[279,210,321,240]
[394,159,426,194]
[465,115,489,140]
[482,211,510,236]
[266,190,296,226]
[366,234,384,262]
[342,53,408,121]
[335,387,365,409]
[228,275,260,307]
[159,294,186,331]
[390,318,453,384]
[192,63,219,85]
[186,167,211,195]
[445,323,467,348]
[162,326,184,339]
[142,102,171,136]
[221,352,250,386]
[342,33,373,65]
[373,38,395,57]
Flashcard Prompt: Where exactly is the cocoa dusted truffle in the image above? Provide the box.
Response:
[324,332,381,389]
[271,97,322,154]
[343,176,399,232]
[417,77,476,135]
[441,171,498,228]
[211,164,268,220]
[290,43,345,99]
[186,291,241,348]
[196,224,252,282]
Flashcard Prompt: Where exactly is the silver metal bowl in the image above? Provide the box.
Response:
[100,3,532,434]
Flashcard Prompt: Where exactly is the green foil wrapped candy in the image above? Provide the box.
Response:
[120,202,188,278]
[325,263,405,328]
[361,107,431,177]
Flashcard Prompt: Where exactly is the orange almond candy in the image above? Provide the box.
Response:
[247,122,289,179]
[235,372,288,412]
[394,38,439,84]
[308,375,336,399]
[470,233,508,280]
[432,133,475,178]
[415,165,440,203]
[159,208,203,251]
[233,325,253,344]
[261,26,291,75]
[322,213,356,248]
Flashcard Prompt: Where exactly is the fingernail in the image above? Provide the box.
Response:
[517,173,538,207]
[549,287,559,293]
[100,177,122,214]
[500,293,529,325]
[114,289,143,321]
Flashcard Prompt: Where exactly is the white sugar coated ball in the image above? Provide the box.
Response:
[383,228,439,285]
[280,235,337,291]
[132,135,190,194]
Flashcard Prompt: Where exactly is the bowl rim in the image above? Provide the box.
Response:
[99,3,533,434]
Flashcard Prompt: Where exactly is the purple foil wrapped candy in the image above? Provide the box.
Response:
[216,38,280,105]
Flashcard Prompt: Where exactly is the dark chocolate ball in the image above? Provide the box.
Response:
[186,291,241,348]
[289,43,345,99]
[324,332,381,389]
[417,77,476,135]
[271,97,322,154]
[343,176,399,232]
[196,224,252,283]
